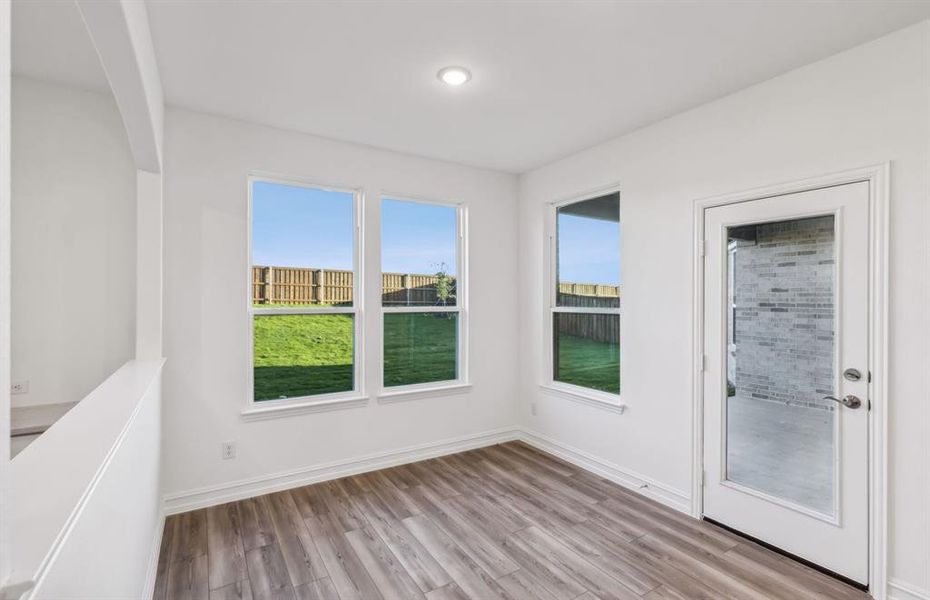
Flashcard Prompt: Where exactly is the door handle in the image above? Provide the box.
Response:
[823,394,862,409]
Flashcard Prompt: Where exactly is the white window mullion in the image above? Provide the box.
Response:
[252,307,357,316]
[383,305,461,314]
[551,307,620,315]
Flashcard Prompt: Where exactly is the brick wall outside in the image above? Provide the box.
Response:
[730,215,836,410]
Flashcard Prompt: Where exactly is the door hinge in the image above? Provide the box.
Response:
[700,354,707,371]
[698,239,707,257]
[701,469,707,487]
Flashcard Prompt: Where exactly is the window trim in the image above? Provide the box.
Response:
[378,194,469,399]
[544,184,622,407]
[245,173,366,415]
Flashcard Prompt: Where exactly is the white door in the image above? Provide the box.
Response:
[702,182,870,584]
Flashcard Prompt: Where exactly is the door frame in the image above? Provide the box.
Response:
[691,164,889,598]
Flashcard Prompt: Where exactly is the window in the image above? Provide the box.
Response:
[249,178,360,403]
[549,191,620,396]
[381,197,464,390]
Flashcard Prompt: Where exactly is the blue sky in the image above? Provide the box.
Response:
[558,213,621,285]
[252,182,456,275]
[381,198,456,275]
[252,181,355,269]
[253,181,619,284]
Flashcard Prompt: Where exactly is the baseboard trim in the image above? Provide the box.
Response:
[163,426,693,518]
[141,508,165,599]
[889,580,930,600]
[163,427,521,514]
[517,427,692,513]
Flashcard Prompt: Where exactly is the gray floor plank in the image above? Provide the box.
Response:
[403,514,508,600]
[404,484,519,579]
[345,525,427,599]
[304,511,384,600]
[265,491,328,585]
[167,554,209,600]
[495,568,562,600]
[245,543,296,600]
[293,577,340,600]
[210,580,254,600]
[171,509,209,562]
[238,496,278,551]
[352,491,452,593]
[513,526,640,600]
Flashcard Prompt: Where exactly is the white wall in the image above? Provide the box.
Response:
[1,0,12,583]
[161,108,519,505]
[11,77,137,408]
[518,21,930,596]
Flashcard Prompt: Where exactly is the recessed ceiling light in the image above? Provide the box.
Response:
[437,66,471,86]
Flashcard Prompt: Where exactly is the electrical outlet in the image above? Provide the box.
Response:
[11,381,28,395]
[222,441,237,460]
[530,402,537,416]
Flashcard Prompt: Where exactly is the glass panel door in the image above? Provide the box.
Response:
[703,181,869,584]
[725,215,836,515]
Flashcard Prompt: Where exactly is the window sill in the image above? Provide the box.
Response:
[538,384,627,414]
[241,395,369,422]
[377,382,472,404]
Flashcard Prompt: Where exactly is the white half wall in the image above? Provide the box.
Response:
[161,108,519,502]
[517,21,930,596]
[11,77,136,408]
[10,360,164,599]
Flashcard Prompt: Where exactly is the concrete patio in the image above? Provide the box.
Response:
[727,395,835,514]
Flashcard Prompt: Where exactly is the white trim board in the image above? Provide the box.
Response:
[163,428,521,514]
[888,580,930,600]
[517,427,691,513]
[141,508,166,600]
[163,426,691,517]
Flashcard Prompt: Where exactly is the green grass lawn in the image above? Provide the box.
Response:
[254,313,618,400]
[555,334,620,394]
[253,313,355,400]
[383,313,457,387]
[253,312,457,400]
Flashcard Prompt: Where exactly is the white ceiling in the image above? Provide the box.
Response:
[12,0,110,93]
[14,1,930,173]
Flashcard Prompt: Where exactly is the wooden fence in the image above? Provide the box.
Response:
[555,282,620,344]
[253,266,620,343]
[252,266,355,305]
[555,312,619,344]
[382,272,451,306]
[557,282,620,300]
[252,266,455,306]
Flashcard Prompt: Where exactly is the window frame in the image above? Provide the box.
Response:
[244,173,366,417]
[542,185,622,408]
[378,194,469,400]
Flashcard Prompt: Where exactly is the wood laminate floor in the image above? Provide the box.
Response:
[154,441,869,600]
